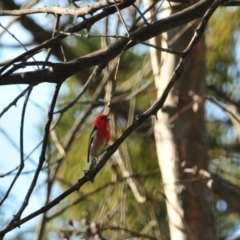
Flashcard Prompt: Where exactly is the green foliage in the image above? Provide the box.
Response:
[206,7,240,90]
[206,7,240,239]
[206,6,240,149]
[45,30,164,238]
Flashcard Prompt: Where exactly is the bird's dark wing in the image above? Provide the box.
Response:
[87,126,97,162]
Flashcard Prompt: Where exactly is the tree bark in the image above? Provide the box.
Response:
[151,3,217,240]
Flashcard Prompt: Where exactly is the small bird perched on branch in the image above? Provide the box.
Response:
[88,114,110,169]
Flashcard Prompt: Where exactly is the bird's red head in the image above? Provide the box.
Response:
[94,114,109,129]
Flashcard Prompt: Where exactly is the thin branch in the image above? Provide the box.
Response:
[104,45,126,112]
[58,78,153,107]
[32,17,63,240]
[0,126,21,160]
[20,87,33,165]
[0,0,123,17]
[222,1,240,6]
[43,68,111,224]
[61,32,182,56]
[143,0,224,117]
[102,225,158,240]
[132,3,150,26]
[208,85,240,111]
[0,0,219,85]
[50,129,66,157]
[207,96,240,124]
[48,169,159,220]
[115,150,146,203]
[5,83,62,231]
[54,65,102,114]
[161,192,196,240]
[113,0,130,36]
[0,24,39,69]
[0,0,136,76]
[0,88,32,206]
[131,0,159,28]
[0,0,234,18]
[0,0,37,38]
[0,137,41,178]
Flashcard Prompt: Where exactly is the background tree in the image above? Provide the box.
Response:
[1,0,240,240]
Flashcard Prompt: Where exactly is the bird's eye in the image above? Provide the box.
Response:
[99,115,108,120]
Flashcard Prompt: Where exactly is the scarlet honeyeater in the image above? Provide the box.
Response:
[88,114,110,169]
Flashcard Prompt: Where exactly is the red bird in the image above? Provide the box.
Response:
[88,114,110,169]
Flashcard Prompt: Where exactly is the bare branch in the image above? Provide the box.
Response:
[0,0,136,76]
[0,88,32,206]
[0,0,123,17]
[0,87,30,117]
[0,0,218,86]
[4,83,61,234]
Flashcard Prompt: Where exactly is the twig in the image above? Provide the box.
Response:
[48,32,183,56]
[132,3,150,26]
[104,51,123,112]
[115,149,146,203]
[50,129,66,157]
[0,137,42,178]
[207,96,240,124]
[0,0,218,84]
[47,169,159,220]
[0,0,37,38]
[0,24,39,69]
[208,85,240,111]
[54,65,102,114]
[113,0,130,36]
[33,15,64,240]
[161,193,196,240]
[45,68,111,215]
[102,225,158,240]
[4,83,62,232]
[0,0,123,17]
[142,0,225,117]
[0,88,32,206]
[0,0,136,77]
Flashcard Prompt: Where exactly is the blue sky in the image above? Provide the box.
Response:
[0,4,56,238]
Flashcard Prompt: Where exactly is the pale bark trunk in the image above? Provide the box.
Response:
[146,2,217,239]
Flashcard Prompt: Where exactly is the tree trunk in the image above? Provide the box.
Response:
[149,3,217,240]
